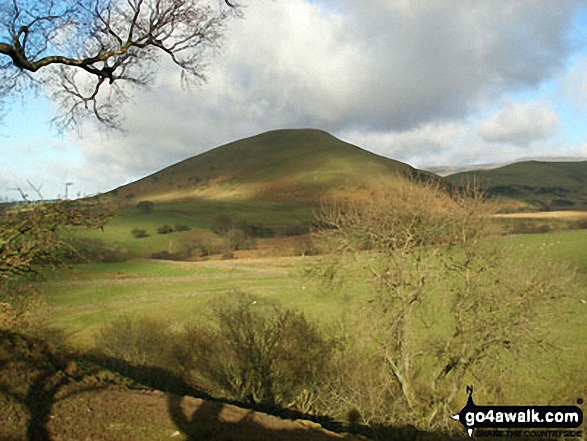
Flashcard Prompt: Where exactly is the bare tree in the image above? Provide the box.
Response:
[314,177,577,431]
[0,0,239,130]
[0,199,114,280]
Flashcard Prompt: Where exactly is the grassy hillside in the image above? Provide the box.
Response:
[91,129,433,258]
[108,129,425,204]
[446,160,587,210]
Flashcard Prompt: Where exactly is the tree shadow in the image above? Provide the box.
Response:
[167,394,348,441]
[74,351,471,441]
[0,330,106,441]
[0,329,470,441]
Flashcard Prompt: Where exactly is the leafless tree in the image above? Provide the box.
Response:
[0,0,239,130]
[314,176,577,431]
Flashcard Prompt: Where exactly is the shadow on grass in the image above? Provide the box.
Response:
[0,330,106,441]
[0,329,468,441]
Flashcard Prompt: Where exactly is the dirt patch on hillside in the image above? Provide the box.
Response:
[47,387,362,441]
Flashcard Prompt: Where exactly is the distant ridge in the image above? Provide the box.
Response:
[425,156,587,177]
[110,129,430,204]
[445,160,587,210]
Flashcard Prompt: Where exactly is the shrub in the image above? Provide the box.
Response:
[509,221,551,234]
[136,200,154,213]
[94,315,175,369]
[211,215,233,236]
[131,228,149,238]
[58,237,131,263]
[281,223,310,237]
[234,221,274,238]
[224,228,256,252]
[0,282,46,332]
[175,292,334,411]
[156,224,173,235]
[173,224,191,232]
[186,236,223,258]
[151,250,187,261]
[292,236,320,256]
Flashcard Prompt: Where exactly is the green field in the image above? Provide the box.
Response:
[37,256,359,346]
[37,230,587,349]
[80,199,316,257]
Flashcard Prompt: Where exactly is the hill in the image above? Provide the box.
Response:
[109,129,426,204]
[445,160,587,210]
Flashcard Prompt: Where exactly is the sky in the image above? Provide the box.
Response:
[2,0,587,201]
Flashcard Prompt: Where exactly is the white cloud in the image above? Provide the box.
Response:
[21,0,587,194]
[478,101,561,145]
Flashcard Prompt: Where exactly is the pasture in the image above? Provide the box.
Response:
[38,256,357,347]
[37,229,587,349]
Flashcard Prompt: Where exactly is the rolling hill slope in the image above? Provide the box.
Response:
[109,129,426,204]
[445,160,587,210]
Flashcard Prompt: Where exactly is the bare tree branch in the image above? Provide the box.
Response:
[0,0,240,130]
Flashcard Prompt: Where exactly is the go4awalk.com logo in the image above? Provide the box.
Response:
[451,386,583,438]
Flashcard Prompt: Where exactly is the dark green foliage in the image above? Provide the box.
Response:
[210,215,233,236]
[173,224,190,232]
[156,224,173,235]
[136,200,154,213]
[150,250,187,261]
[131,228,149,238]
[280,223,310,237]
[57,237,131,263]
[234,221,274,238]
[508,222,552,234]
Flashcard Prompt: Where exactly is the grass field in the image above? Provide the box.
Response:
[37,256,361,346]
[79,199,316,257]
[36,229,587,348]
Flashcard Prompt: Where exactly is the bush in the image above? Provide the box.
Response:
[234,221,274,238]
[156,224,174,235]
[131,228,149,238]
[151,250,187,261]
[186,236,223,258]
[224,228,256,252]
[0,282,45,332]
[59,237,131,263]
[509,221,551,234]
[211,215,233,236]
[136,200,154,213]
[292,236,319,256]
[281,223,310,237]
[173,224,191,232]
[94,315,175,369]
[175,292,334,411]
